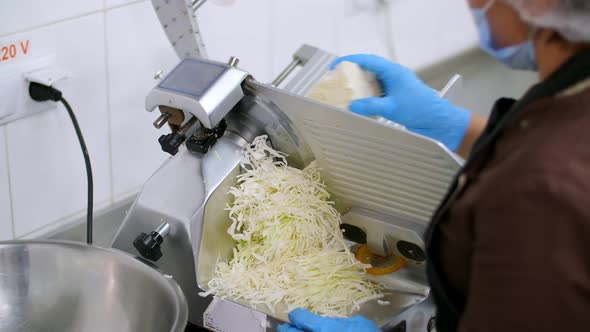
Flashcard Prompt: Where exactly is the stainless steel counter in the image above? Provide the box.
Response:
[39,197,134,247]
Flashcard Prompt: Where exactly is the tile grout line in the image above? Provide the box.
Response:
[17,198,112,239]
[0,0,148,39]
[103,11,115,205]
[112,185,141,202]
[0,9,104,39]
[109,0,149,10]
[1,0,149,239]
[19,183,141,239]
[2,128,16,239]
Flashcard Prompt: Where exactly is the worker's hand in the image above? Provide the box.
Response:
[277,308,380,332]
[331,54,471,152]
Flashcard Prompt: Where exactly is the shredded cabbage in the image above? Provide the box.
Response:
[202,135,382,317]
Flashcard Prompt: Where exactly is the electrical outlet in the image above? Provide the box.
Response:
[0,55,64,126]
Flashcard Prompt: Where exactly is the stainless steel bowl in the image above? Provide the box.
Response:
[0,240,188,332]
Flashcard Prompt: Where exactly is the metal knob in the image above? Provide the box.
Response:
[133,222,170,262]
[158,116,199,156]
[228,56,239,67]
[153,113,169,129]
[154,69,164,80]
[154,222,171,237]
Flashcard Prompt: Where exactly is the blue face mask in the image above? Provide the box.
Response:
[471,0,538,71]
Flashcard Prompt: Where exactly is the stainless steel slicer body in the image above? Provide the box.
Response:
[111,45,461,331]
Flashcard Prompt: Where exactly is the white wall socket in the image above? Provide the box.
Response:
[0,55,66,126]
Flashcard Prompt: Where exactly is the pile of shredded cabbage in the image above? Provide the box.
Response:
[201,135,383,317]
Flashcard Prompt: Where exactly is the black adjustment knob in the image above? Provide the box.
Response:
[158,132,185,156]
[186,120,227,154]
[133,231,164,261]
[397,241,426,262]
[186,135,213,154]
[340,224,367,244]
[133,222,170,262]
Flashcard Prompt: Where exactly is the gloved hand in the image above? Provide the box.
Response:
[277,308,380,332]
[331,54,472,152]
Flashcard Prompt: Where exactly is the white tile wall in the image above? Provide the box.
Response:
[389,0,479,70]
[198,0,273,82]
[0,0,482,240]
[269,0,477,74]
[5,13,110,237]
[0,0,103,36]
[106,1,178,198]
[0,129,13,240]
[334,2,390,59]
[105,0,142,9]
[270,0,341,77]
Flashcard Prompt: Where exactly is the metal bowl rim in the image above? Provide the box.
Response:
[0,239,189,332]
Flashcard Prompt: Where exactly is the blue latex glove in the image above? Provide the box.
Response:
[277,308,380,332]
[331,54,472,152]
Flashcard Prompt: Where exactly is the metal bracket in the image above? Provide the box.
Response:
[151,0,208,59]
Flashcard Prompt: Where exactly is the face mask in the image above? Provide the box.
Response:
[471,0,538,71]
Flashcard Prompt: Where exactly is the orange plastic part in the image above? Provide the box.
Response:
[355,244,408,275]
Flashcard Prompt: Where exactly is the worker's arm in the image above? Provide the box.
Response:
[458,173,590,331]
[456,113,487,159]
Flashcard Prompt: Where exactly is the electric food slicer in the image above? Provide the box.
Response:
[110,45,462,331]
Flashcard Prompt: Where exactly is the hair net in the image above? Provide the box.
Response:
[502,0,590,42]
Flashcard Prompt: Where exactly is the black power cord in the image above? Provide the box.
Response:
[29,82,94,244]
